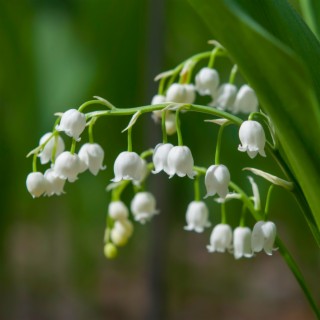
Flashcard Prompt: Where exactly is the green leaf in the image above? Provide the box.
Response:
[299,0,320,40]
[188,0,320,244]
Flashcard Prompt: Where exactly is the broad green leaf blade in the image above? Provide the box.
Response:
[299,0,320,40]
[188,0,320,243]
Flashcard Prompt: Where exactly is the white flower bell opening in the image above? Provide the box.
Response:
[166,83,195,104]
[56,109,86,141]
[78,143,106,175]
[233,85,258,114]
[152,143,174,174]
[213,83,237,111]
[38,132,65,164]
[251,221,277,255]
[108,201,129,221]
[207,223,233,253]
[195,67,220,96]
[44,168,65,196]
[184,201,211,233]
[130,192,159,224]
[233,226,253,259]
[205,164,230,199]
[53,151,82,182]
[167,146,195,179]
[26,172,46,198]
[112,151,144,182]
[238,120,266,158]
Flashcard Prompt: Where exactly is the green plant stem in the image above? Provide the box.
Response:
[127,126,133,152]
[239,204,247,227]
[158,77,166,95]
[176,109,183,146]
[264,184,274,220]
[194,174,201,201]
[229,64,238,84]
[32,154,37,172]
[70,139,76,154]
[215,122,230,164]
[79,99,115,112]
[221,202,227,224]
[208,47,220,68]
[51,134,58,163]
[162,111,168,144]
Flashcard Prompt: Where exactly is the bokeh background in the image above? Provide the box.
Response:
[0,0,319,319]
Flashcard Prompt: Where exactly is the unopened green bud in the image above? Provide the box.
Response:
[104,243,117,259]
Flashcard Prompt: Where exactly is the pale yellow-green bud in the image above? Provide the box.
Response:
[104,243,118,259]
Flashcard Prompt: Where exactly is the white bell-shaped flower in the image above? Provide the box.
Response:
[151,94,166,122]
[195,67,220,96]
[233,226,253,259]
[251,221,277,255]
[233,85,258,114]
[166,83,195,104]
[204,164,230,199]
[78,143,106,175]
[108,201,129,221]
[56,109,86,141]
[112,151,144,182]
[207,224,233,253]
[130,192,159,224]
[38,132,65,164]
[167,146,195,179]
[213,83,237,111]
[133,159,148,186]
[53,151,82,182]
[165,112,177,135]
[44,168,65,196]
[26,172,46,198]
[238,120,266,158]
[184,201,211,233]
[152,143,174,174]
[110,219,134,246]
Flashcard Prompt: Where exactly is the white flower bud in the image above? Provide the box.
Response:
[112,151,145,182]
[238,120,266,158]
[53,151,82,182]
[184,201,211,233]
[38,132,65,164]
[233,85,258,114]
[130,192,159,224]
[251,221,277,255]
[207,224,233,253]
[233,227,253,259]
[204,164,230,199]
[195,67,220,96]
[165,112,177,135]
[166,83,196,104]
[108,201,129,221]
[78,143,106,175]
[44,168,65,196]
[110,219,134,246]
[151,95,166,122]
[167,146,195,179]
[26,172,46,198]
[56,109,86,141]
[213,84,237,111]
[152,143,174,174]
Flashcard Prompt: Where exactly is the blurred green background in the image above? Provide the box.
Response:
[0,0,319,319]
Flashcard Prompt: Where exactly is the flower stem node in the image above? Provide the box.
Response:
[233,227,253,259]
[238,120,266,158]
[38,132,65,164]
[56,109,86,141]
[251,221,277,255]
[104,243,118,259]
[110,219,134,246]
[130,192,159,224]
[44,168,65,196]
[112,151,145,182]
[195,67,220,96]
[26,172,46,198]
[166,83,195,104]
[108,201,129,221]
[53,151,83,182]
[233,85,258,114]
[184,201,211,233]
[207,223,233,253]
[167,146,196,179]
[204,164,230,199]
[78,143,106,175]
[212,83,237,111]
[152,143,174,174]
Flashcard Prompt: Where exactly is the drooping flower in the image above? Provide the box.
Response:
[152,143,174,174]
[133,158,148,186]
[212,83,237,111]
[130,192,159,224]
[44,168,65,196]
[56,109,86,140]
[251,221,277,255]
[233,85,258,114]
[151,94,166,122]
[233,226,253,259]
[166,83,195,104]
[26,172,46,198]
[167,146,195,179]
[184,201,211,233]
[53,151,82,182]
[238,120,266,158]
[78,143,106,175]
[195,67,220,96]
[207,224,233,253]
[165,112,177,135]
[38,132,65,164]
[204,164,230,199]
[110,219,134,246]
[112,151,145,182]
[108,201,129,221]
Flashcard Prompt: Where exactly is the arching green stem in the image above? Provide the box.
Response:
[264,184,275,220]
[208,47,220,68]
[229,64,238,84]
